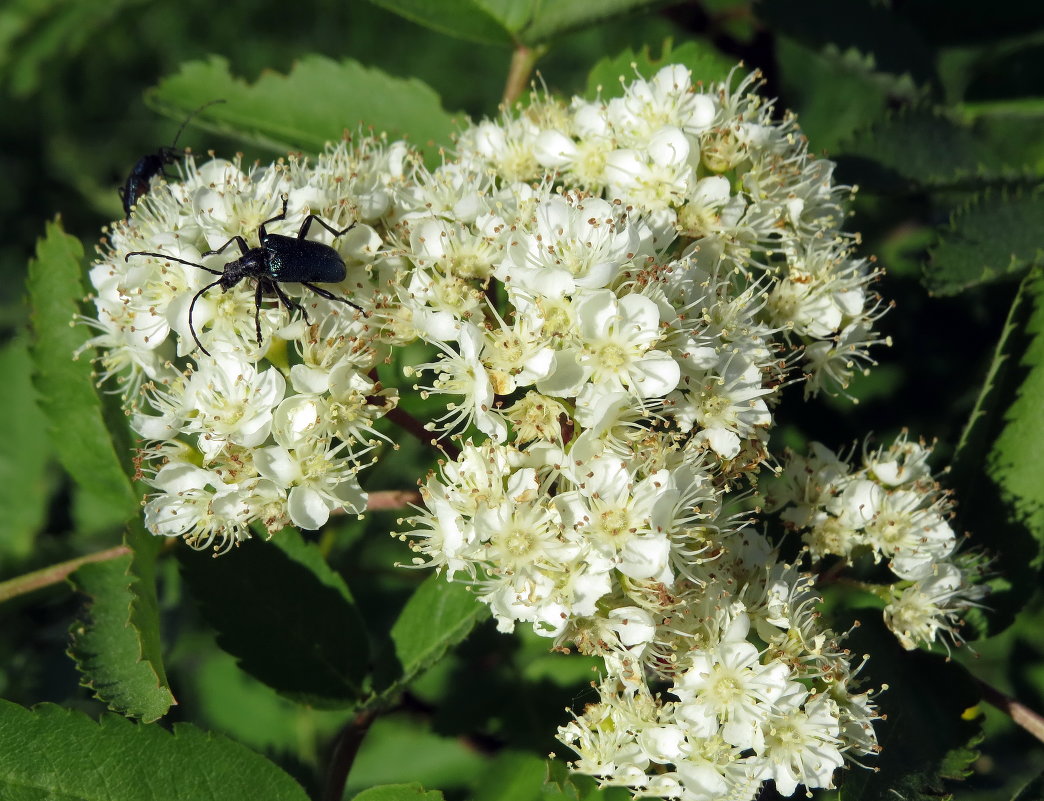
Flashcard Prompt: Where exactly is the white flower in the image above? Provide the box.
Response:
[680,356,772,458]
[756,685,844,796]
[255,437,365,529]
[674,633,790,750]
[181,354,286,458]
[541,289,680,400]
[497,195,644,296]
[884,563,984,650]
[605,126,692,212]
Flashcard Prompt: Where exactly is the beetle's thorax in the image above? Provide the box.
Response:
[220,249,266,289]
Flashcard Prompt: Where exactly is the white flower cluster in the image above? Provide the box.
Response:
[390,66,896,798]
[78,63,975,799]
[453,65,888,397]
[84,140,407,550]
[767,434,988,649]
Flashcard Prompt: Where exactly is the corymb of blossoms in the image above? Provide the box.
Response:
[81,64,986,800]
[84,140,405,550]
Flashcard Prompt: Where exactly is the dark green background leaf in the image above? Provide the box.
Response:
[837,108,996,192]
[514,0,666,47]
[544,759,630,801]
[0,336,53,564]
[472,751,546,801]
[1012,769,1044,801]
[345,715,486,796]
[964,101,1044,176]
[367,0,663,48]
[757,0,936,86]
[149,56,458,162]
[372,574,488,701]
[351,783,444,801]
[0,700,311,801]
[586,40,734,99]
[178,529,371,708]
[775,36,902,153]
[27,219,138,525]
[364,0,514,46]
[924,190,1044,296]
[839,620,982,800]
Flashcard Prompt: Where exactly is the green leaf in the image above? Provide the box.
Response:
[27,219,138,526]
[951,270,1044,627]
[363,0,514,46]
[543,760,630,801]
[346,715,486,796]
[125,524,171,695]
[351,783,444,801]
[839,620,982,801]
[756,0,936,86]
[1013,769,1044,801]
[836,107,1001,193]
[0,699,310,801]
[149,56,457,163]
[372,574,488,700]
[982,276,1044,533]
[472,752,546,801]
[902,0,1044,46]
[178,529,371,707]
[775,36,901,153]
[0,0,142,97]
[365,0,662,47]
[186,643,351,754]
[924,189,1044,295]
[512,0,666,47]
[586,40,735,100]
[67,534,175,722]
[0,337,53,563]
[966,102,1044,176]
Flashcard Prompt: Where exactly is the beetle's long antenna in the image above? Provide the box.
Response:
[125,251,223,276]
[188,278,224,356]
[170,99,226,150]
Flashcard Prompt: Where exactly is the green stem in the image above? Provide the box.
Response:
[502,43,546,106]
[0,545,131,604]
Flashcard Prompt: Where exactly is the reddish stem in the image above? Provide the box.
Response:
[384,406,461,460]
[366,489,422,510]
[0,545,132,604]
[322,708,377,801]
[976,678,1044,744]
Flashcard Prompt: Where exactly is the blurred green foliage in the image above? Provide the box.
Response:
[3,0,1044,799]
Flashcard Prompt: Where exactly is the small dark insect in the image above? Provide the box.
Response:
[119,99,225,217]
[125,195,363,356]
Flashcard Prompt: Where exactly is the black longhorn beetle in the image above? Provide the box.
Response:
[125,195,364,356]
[120,99,225,217]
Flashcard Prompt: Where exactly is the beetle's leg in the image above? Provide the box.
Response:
[301,282,365,313]
[298,214,357,242]
[253,280,265,347]
[259,194,290,239]
[188,278,223,357]
[124,251,223,276]
[201,236,250,259]
[272,281,311,325]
